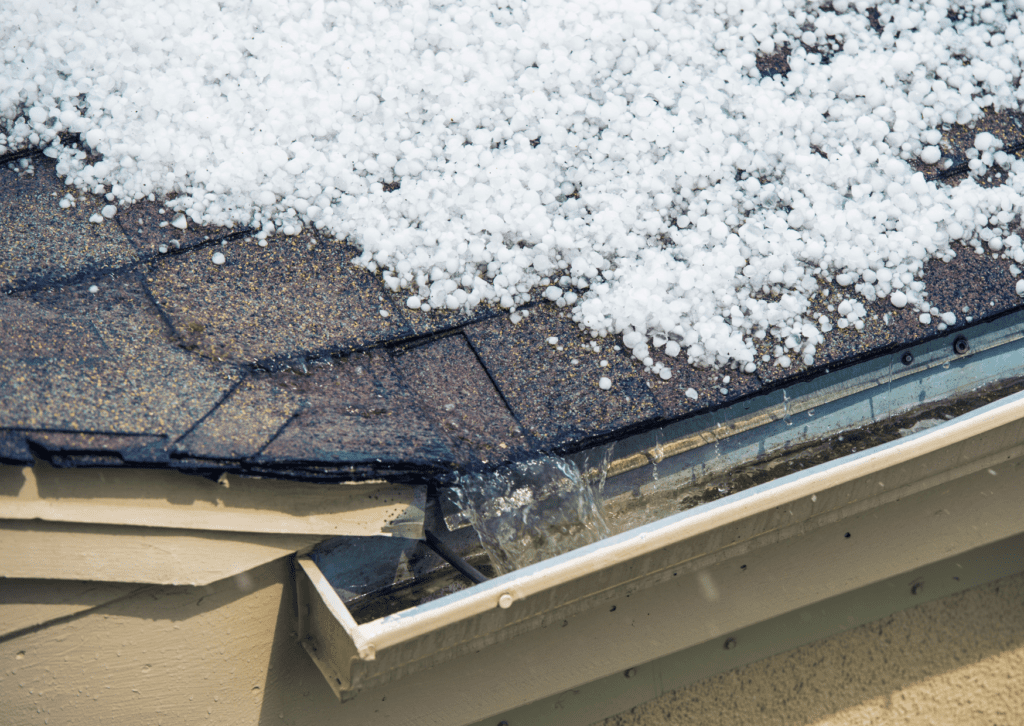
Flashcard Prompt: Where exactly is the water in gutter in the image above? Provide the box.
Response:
[451,457,610,576]
[314,308,1024,624]
[598,370,1024,538]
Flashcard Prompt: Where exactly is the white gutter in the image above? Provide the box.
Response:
[296,386,1024,696]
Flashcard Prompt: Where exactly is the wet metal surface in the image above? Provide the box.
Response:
[318,310,1024,621]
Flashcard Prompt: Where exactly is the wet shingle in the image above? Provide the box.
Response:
[0,157,138,291]
[393,334,531,468]
[921,108,1024,186]
[23,431,168,466]
[3,102,1024,481]
[115,198,248,258]
[645,350,762,415]
[0,153,40,190]
[464,305,661,450]
[756,45,791,78]
[0,296,109,361]
[756,243,1023,388]
[921,242,1023,326]
[0,271,240,443]
[320,228,504,340]
[753,283,914,387]
[173,375,300,460]
[0,430,33,465]
[385,291,502,338]
[144,234,411,364]
[255,350,455,479]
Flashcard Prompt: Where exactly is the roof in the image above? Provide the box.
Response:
[2,108,1023,484]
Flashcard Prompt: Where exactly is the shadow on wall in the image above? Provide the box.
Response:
[3,551,1022,725]
[599,569,1024,726]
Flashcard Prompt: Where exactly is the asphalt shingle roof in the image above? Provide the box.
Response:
[3,104,1024,484]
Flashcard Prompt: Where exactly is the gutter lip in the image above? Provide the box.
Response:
[348,386,1024,649]
[577,305,1024,488]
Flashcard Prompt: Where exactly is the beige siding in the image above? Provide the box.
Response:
[2,561,1022,726]
[601,571,1024,726]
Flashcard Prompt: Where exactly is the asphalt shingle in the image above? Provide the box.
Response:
[464,305,662,450]
[393,333,531,469]
[1,156,138,292]
[0,271,240,456]
[254,350,456,480]
[2,104,1024,481]
[144,234,411,364]
[116,198,248,258]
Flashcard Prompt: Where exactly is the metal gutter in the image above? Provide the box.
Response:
[581,307,1024,507]
[419,307,1024,544]
[296,384,1024,698]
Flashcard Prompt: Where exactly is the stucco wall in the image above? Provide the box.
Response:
[599,570,1024,726]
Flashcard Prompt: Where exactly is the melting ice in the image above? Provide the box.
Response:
[453,456,610,576]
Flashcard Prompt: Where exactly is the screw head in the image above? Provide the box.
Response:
[953,336,969,355]
[724,638,737,650]
[901,351,914,366]
[624,668,637,678]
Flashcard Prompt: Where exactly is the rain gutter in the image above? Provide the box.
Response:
[295,319,1024,707]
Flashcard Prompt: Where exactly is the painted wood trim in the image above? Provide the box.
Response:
[0,461,424,538]
[0,519,325,586]
[0,557,295,725]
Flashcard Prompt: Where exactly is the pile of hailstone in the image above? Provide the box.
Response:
[3,0,1024,378]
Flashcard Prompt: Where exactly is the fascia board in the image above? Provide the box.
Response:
[0,461,424,538]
